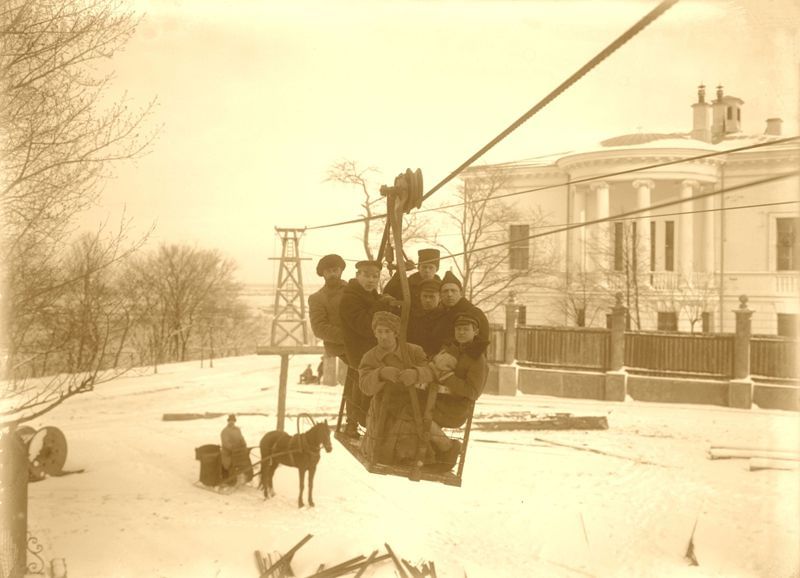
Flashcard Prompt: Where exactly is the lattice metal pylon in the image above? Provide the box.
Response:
[269,228,311,346]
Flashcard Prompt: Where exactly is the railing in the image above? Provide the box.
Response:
[751,336,798,379]
[516,325,609,370]
[487,324,505,363]
[624,331,734,378]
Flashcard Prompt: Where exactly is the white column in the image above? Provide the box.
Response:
[633,179,654,272]
[703,193,715,272]
[680,179,698,277]
[589,181,610,272]
[572,187,586,273]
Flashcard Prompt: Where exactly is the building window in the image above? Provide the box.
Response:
[576,307,586,327]
[777,314,798,338]
[658,311,678,331]
[737,108,741,121]
[664,221,675,271]
[517,305,527,326]
[727,106,733,120]
[776,217,799,271]
[702,312,713,333]
[508,224,529,270]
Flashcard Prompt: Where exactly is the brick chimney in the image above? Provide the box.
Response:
[765,118,783,135]
[691,84,712,142]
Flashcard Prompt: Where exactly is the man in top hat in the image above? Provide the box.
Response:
[338,259,392,436]
[383,248,442,312]
[431,270,491,357]
[308,254,348,360]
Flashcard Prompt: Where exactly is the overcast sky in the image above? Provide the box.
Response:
[82,0,800,285]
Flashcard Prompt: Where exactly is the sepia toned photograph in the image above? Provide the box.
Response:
[2,0,799,576]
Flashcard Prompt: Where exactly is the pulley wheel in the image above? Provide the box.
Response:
[402,168,423,213]
[28,426,68,478]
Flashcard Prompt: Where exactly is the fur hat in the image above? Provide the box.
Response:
[440,270,463,290]
[454,312,480,330]
[227,414,236,423]
[355,260,382,272]
[316,254,346,276]
[418,278,441,294]
[417,248,440,269]
[372,311,400,334]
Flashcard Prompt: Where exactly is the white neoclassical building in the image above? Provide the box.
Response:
[462,86,799,335]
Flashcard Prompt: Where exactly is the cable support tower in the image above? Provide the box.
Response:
[269,228,311,347]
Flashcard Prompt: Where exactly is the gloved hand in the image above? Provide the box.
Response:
[398,368,418,386]
[432,351,457,374]
[379,366,401,382]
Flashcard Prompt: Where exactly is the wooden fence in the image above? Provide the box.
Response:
[751,336,798,380]
[504,324,797,381]
[624,331,735,378]
[515,325,609,370]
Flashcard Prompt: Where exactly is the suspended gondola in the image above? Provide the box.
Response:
[333,168,478,487]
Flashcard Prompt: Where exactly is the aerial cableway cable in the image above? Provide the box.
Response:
[305,0,680,233]
[305,135,798,232]
[442,171,799,262]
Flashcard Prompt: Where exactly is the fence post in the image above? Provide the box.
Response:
[494,293,519,396]
[322,355,337,386]
[605,292,628,401]
[729,294,754,408]
[504,296,518,364]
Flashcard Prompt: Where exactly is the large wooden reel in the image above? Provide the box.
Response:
[379,168,423,213]
[24,426,68,481]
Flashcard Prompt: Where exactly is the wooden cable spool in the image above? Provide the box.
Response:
[23,426,68,481]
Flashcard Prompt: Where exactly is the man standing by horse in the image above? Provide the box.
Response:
[220,414,248,484]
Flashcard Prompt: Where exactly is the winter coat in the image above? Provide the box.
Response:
[339,278,386,367]
[358,342,435,465]
[408,305,447,357]
[430,340,488,428]
[430,297,491,357]
[308,278,347,357]
[220,423,247,470]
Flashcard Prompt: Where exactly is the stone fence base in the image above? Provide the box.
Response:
[485,364,800,412]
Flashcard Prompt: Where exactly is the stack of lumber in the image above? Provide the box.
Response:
[707,445,800,472]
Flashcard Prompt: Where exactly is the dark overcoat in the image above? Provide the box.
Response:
[308,279,348,357]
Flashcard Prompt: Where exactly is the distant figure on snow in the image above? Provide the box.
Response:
[300,364,316,384]
[220,414,247,482]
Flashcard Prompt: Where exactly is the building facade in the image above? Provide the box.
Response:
[462,86,799,335]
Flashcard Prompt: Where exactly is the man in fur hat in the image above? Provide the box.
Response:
[383,247,442,312]
[308,254,348,359]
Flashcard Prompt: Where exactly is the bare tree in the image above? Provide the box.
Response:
[325,159,429,263]
[0,0,157,425]
[442,167,556,314]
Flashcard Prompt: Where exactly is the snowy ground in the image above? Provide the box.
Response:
[23,354,800,578]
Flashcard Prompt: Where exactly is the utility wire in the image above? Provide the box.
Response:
[306,136,798,231]
[441,171,799,261]
[302,198,799,264]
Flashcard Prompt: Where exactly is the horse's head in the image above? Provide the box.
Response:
[319,420,332,453]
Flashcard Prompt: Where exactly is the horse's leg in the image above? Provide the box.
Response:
[307,464,316,507]
[297,467,306,508]
[266,462,277,498]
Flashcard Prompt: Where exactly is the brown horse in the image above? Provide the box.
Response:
[259,420,332,507]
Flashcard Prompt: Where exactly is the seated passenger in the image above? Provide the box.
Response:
[358,311,435,465]
[299,364,316,384]
[427,311,489,469]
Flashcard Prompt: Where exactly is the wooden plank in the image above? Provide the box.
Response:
[749,458,800,472]
[473,414,608,431]
[277,354,288,432]
[257,345,325,356]
[709,448,800,461]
